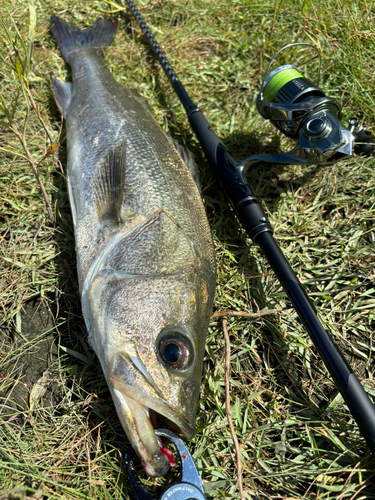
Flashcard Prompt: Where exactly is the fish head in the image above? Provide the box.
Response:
[82,207,216,476]
[89,273,214,476]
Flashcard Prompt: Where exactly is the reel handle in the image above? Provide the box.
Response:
[349,117,375,156]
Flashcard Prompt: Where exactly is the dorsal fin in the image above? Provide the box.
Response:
[91,138,126,223]
[167,133,201,191]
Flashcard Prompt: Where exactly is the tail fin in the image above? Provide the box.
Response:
[50,16,118,64]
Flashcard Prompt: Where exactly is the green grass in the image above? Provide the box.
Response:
[0,0,375,498]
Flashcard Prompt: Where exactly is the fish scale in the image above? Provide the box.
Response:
[66,50,212,282]
[51,16,216,477]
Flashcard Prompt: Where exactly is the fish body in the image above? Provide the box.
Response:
[51,17,216,476]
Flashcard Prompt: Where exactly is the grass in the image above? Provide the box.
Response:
[0,0,374,498]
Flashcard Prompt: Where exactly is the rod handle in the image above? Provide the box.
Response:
[346,373,375,455]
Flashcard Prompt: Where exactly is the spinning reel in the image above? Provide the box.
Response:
[239,43,374,172]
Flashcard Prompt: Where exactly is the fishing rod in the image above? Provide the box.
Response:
[125,0,375,456]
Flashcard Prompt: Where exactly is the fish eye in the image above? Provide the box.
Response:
[158,333,192,370]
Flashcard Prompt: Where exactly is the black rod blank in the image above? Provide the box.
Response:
[125,0,375,456]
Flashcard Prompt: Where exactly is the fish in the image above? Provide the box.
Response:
[50,16,216,477]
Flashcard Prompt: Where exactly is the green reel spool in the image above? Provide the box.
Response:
[259,63,327,138]
[263,65,304,103]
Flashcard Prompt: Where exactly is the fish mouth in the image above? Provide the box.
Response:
[108,376,194,477]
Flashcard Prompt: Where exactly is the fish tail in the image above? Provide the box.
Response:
[50,16,118,64]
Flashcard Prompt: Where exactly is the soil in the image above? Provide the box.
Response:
[0,301,62,417]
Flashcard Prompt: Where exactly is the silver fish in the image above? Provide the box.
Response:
[50,17,216,476]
